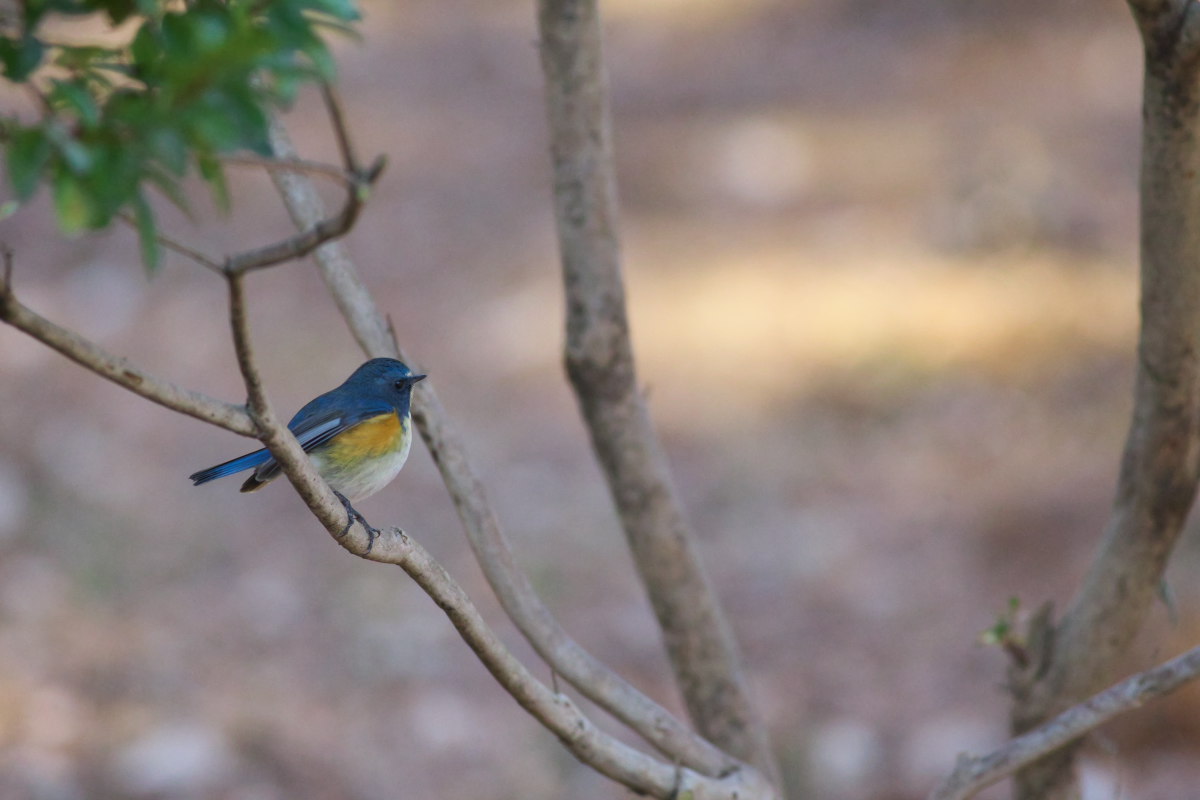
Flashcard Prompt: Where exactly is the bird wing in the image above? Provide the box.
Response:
[290,402,397,452]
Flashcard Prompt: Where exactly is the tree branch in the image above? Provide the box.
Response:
[1009,8,1200,797]
[264,114,741,777]
[1126,0,1193,51]
[225,270,366,542]
[116,212,224,273]
[264,115,398,358]
[535,0,778,782]
[222,156,383,275]
[222,263,768,799]
[359,526,771,800]
[224,85,386,276]
[220,154,360,189]
[0,248,254,435]
[934,644,1200,800]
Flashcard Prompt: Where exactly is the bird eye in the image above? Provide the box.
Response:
[394,379,406,390]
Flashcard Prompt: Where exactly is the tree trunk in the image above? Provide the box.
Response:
[1010,6,1200,797]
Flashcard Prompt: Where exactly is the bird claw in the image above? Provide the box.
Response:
[333,491,380,554]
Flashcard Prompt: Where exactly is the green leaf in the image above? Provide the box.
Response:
[102,0,138,25]
[131,190,160,273]
[6,127,52,200]
[52,171,94,233]
[88,138,139,214]
[134,0,161,18]
[298,0,360,21]
[129,23,162,77]
[302,37,335,79]
[148,127,188,175]
[49,79,101,128]
[306,13,364,40]
[144,163,193,217]
[0,34,46,82]
[197,152,229,212]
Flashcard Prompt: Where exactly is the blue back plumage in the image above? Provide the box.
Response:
[188,358,425,491]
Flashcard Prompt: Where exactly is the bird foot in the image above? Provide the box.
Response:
[334,491,380,554]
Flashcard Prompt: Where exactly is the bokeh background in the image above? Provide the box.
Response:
[4,0,1200,798]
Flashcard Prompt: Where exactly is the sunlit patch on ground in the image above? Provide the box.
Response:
[623,243,1136,423]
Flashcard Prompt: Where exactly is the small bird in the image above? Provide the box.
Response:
[189,358,425,549]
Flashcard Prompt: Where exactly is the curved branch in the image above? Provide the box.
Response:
[225,270,363,539]
[224,85,386,276]
[1010,9,1200,797]
[222,156,383,275]
[220,155,360,189]
[116,212,224,273]
[536,0,778,781]
[263,115,398,358]
[934,644,1200,800]
[0,250,254,435]
[222,271,769,799]
[365,526,771,800]
[264,116,738,777]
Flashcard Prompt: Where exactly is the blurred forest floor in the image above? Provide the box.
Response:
[3,0,1199,798]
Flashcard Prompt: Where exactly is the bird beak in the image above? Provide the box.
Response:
[410,374,427,384]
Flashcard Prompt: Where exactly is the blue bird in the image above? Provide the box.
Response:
[190,358,425,548]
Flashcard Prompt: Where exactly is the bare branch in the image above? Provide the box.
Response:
[222,266,766,798]
[1126,0,1192,49]
[933,644,1200,800]
[320,82,360,180]
[220,155,358,189]
[411,377,738,776]
[222,155,384,275]
[224,270,365,542]
[313,521,771,800]
[0,249,253,435]
[536,0,778,781]
[264,116,398,358]
[264,116,739,776]
[1010,11,1200,797]
[116,212,224,273]
[222,85,385,276]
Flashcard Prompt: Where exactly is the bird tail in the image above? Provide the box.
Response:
[189,449,273,486]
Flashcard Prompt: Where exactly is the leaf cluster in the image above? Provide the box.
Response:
[1,0,360,270]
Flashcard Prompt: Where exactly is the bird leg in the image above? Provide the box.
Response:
[333,491,380,554]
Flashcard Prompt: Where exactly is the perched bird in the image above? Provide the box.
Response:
[189,358,425,549]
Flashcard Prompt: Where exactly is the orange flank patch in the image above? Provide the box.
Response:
[329,412,403,458]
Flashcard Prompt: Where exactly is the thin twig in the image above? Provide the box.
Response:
[219,260,769,800]
[0,247,253,435]
[116,212,224,273]
[320,82,360,178]
[362,527,755,800]
[221,154,357,189]
[265,116,397,356]
[932,644,1200,800]
[264,114,740,777]
[221,84,384,276]
[225,271,356,539]
[222,154,384,275]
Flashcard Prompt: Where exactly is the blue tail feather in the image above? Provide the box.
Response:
[189,449,273,486]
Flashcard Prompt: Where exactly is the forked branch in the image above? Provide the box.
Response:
[933,644,1200,800]
[219,223,764,800]
[1008,4,1200,797]
[0,249,253,435]
[264,115,741,777]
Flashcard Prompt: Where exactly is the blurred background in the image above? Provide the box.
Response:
[4,0,1200,797]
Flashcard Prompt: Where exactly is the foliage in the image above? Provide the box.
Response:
[0,0,359,271]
